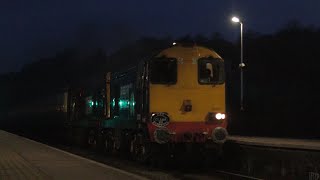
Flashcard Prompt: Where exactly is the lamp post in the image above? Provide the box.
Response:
[231,16,245,110]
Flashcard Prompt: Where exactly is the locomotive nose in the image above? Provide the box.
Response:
[212,127,228,143]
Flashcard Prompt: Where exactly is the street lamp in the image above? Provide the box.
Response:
[231,16,245,110]
[231,17,240,23]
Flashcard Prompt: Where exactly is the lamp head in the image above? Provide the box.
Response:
[231,17,240,23]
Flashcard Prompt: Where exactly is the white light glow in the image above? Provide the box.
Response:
[215,113,226,120]
[215,113,222,120]
[231,17,240,23]
[173,42,177,45]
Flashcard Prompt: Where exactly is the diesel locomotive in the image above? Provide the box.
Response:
[8,44,228,161]
[67,44,228,160]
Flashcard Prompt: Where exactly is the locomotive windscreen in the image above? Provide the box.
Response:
[198,57,225,85]
[150,58,177,84]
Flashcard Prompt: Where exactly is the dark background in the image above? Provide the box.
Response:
[1,0,320,73]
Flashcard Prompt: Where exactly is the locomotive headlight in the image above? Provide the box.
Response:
[205,112,225,123]
[215,113,222,120]
[215,113,226,120]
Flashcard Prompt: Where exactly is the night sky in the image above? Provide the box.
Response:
[1,0,320,73]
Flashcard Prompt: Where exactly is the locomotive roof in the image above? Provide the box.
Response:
[156,45,223,60]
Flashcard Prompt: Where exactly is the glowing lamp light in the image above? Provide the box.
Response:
[215,113,226,120]
[215,113,222,120]
[119,100,123,107]
[112,98,116,107]
[172,42,177,46]
[231,17,240,23]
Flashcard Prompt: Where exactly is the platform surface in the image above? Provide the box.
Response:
[228,135,320,151]
[0,130,147,180]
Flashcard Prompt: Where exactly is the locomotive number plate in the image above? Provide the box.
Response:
[151,113,170,127]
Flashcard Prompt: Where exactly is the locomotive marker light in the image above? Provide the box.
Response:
[206,112,225,123]
[231,16,245,111]
[215,113,226,120]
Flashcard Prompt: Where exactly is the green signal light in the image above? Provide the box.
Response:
[119,100,123,107]
[119,100,131,109]
[88,100,94,107]
[112,98,115,107]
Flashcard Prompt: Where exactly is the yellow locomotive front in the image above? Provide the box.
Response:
[147,44,228,144]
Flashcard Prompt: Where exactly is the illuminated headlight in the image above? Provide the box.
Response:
[215,113,226,120]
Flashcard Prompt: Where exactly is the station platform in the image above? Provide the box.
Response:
[0,130,147,180]
[228,135,320,151]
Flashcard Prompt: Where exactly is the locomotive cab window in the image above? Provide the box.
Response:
[150,57,177,84]
[198,57,224,85]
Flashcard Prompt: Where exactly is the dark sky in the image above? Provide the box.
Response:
[1,0,320,73]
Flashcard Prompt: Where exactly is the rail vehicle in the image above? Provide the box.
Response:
[66,44,228,160]
[6,44,228,160]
